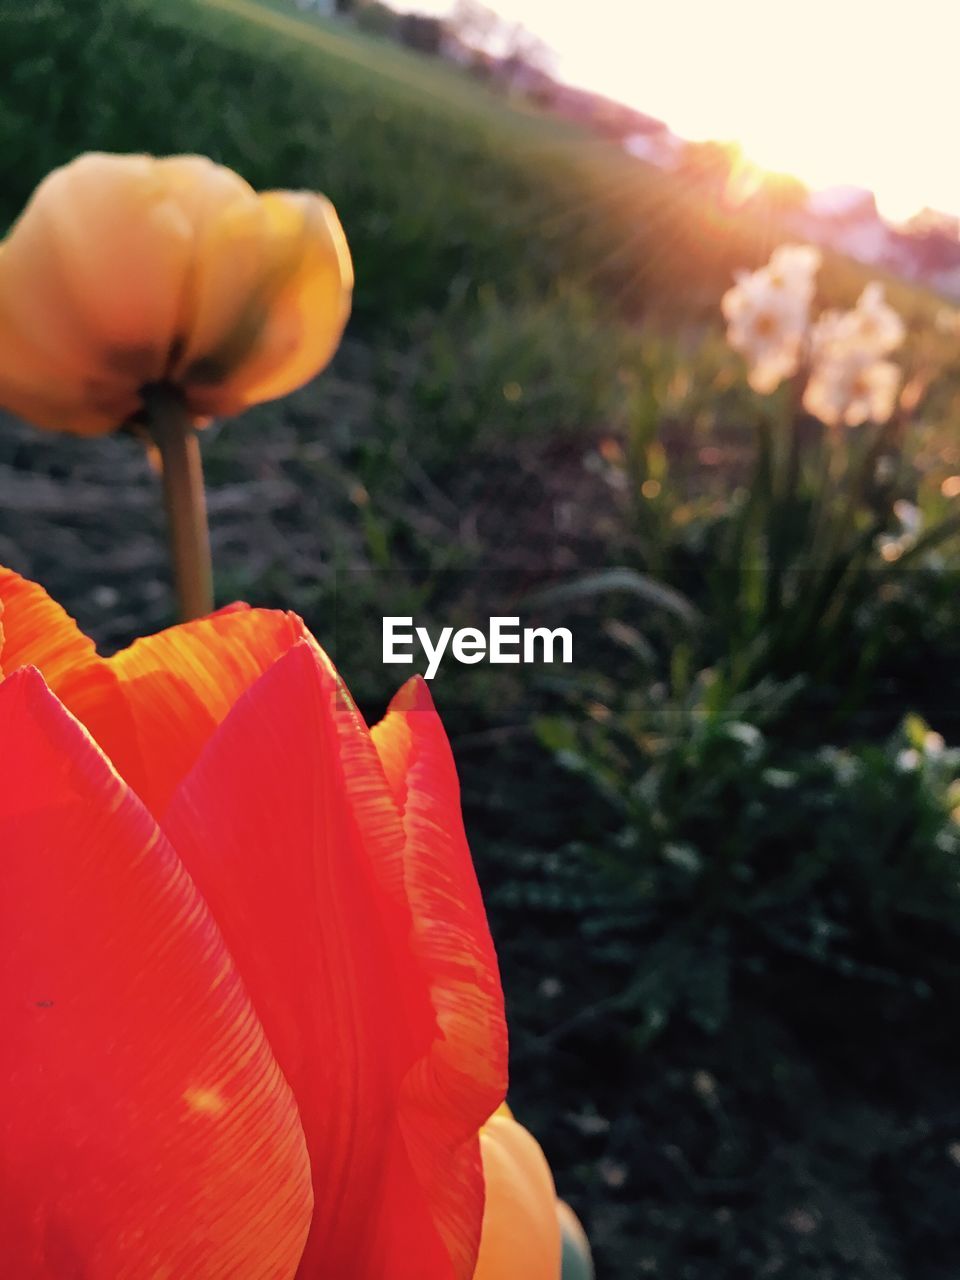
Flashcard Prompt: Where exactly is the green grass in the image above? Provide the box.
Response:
[197,0,567,130]
[1,0,596,324]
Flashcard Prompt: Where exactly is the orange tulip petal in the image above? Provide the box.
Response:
[162,643,505,1278]
[474,1111,562,1280]
[0,567,129,725]
[1,572,505,1274]
[95,605,309,814]
[0,567,308,815]
[371,677,509,1274]
[312,660,507,1278]
[0,667,313,1278]
[0,566,98,683]
[162,642,414,1276]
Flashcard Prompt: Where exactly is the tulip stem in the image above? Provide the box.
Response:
[144,386,214,622]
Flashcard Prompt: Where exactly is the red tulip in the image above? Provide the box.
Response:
[0,568,507,1278]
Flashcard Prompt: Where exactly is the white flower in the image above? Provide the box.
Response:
[804,282,905,427]
[766,244,822,302]
[803,354,900,427]
[847,283,905,355]
[809,307,848,360]
[811,284,904,363]
[722,246,820,394]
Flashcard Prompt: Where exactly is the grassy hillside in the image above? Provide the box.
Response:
[2,0,597,325]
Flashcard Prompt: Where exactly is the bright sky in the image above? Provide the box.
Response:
[394,0,957,222]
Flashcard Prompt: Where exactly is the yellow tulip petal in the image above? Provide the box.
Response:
[156,154,257,228]
[172,198,272,380]
[185,191,352,415]
[558,1201,594,1280]
[0,318,134,434]
[157,156,270,375]
[0,154,194,388]
[474,1112,562,1280]
[0,168,128,384]
[0,153,352,433]
[0,267,139,434]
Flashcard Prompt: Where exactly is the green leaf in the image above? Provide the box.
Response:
[527,569,700,626]
[533,716,577,754]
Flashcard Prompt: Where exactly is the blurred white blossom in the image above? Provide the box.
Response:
[724,248,908,429]
[803,284,905,427]
[766,244,821,301]
[809,307,849,361]
[721,244,820,394]
[803,355,900,428]
[851,283,906,355]
[812,283,904,363]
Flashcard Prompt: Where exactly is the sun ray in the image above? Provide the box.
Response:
[394,0,960,222]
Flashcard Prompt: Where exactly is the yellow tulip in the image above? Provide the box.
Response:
[0,152,353,435]
[558,1200,595,1280]
[474,1106,563,1280]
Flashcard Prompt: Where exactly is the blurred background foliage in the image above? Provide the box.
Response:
[3,0,960,1275]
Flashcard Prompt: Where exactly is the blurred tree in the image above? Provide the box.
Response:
[500,22,553,88]
[448,0,553,94]
[355,0,396,35]
[448,0,501,49]
[398,12,443,55]
[354,0,398,37]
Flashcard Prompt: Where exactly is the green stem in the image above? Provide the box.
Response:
[143,385,213,621]
[783,369,805,504]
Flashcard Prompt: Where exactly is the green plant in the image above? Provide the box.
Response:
[537,670,960,1043]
